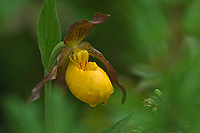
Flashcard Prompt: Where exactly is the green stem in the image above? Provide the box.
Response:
[44,43,66,133]
[45,77,52,133]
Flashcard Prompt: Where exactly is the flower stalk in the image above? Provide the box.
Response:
[45,80,51,133]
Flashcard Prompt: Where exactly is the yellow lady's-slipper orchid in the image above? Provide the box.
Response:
[27,13,126,107]
[66,48,114,107]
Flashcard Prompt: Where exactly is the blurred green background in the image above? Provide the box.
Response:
[1,0,200,132]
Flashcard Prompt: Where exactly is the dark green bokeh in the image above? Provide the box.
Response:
[1,0,200,132]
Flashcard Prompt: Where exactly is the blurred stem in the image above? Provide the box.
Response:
[169,3,183,62]
[45,70,51,133]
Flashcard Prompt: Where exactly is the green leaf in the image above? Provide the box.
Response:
[101,113,133,133]
[38,0,61,71]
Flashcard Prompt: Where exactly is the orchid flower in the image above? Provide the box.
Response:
[27,13,126,107]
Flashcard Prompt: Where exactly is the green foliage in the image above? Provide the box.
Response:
[143,89,164,114]
[37,0,61,71]
[138,89,197,132]
[2,90,83,133]
[2,95,44,133]
[101,113,133,133]
[132,127,146,133]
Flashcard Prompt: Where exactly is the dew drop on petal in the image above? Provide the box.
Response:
[100,101,107,105]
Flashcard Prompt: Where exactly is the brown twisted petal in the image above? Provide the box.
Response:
[90,12,110,24]
[27,46,72,104]
[64,13,110,46]
[77,42,126,104]
[27,65,58,104]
